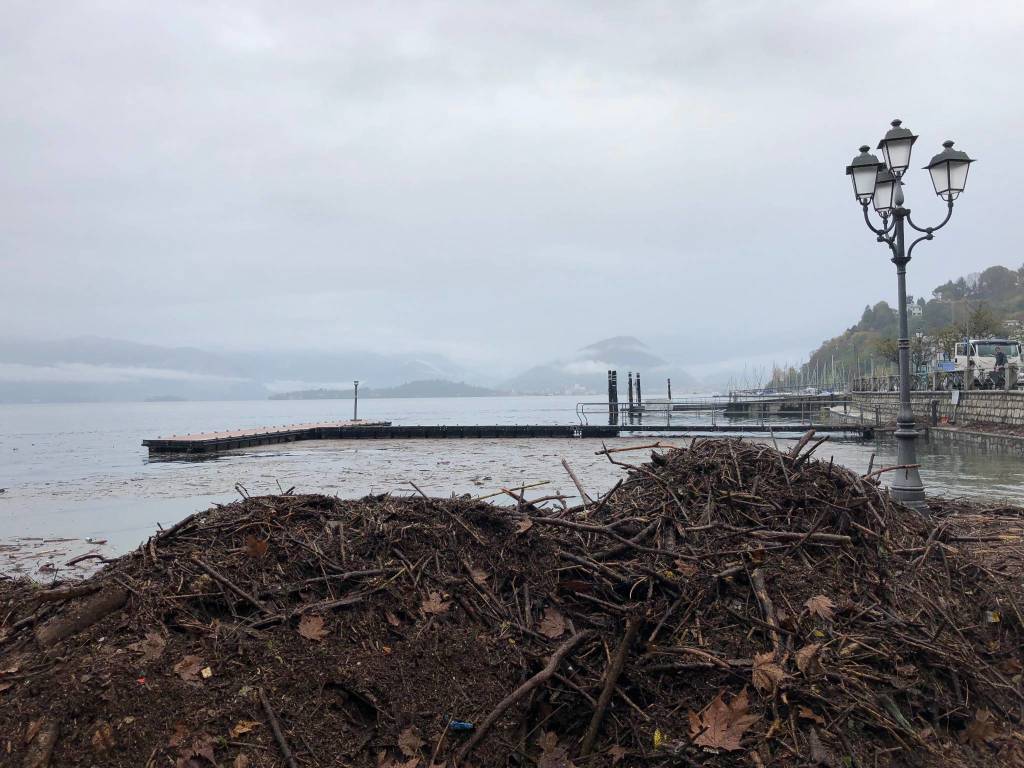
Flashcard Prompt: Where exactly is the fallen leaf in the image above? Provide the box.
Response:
[92,722,116,753]
[298,614,330,641]
[168,723,190,747]
[385,611,402,627]
[177,733,216,766]
[243,535,268,559]
[234,756,251,768]
[807,726,836,766]
[691,688,759,752]
[798,706,825,725]
[469,567,489,585]
[794,643,822,675]
[398,726,425,757]
[804,595,836,621]
[229,720,260,738]
[609,745,628,764]
[0,681,12,692]
[25,719,43,744]
[537,606,566,639]
[752,652,785,693]
[421,592,451,615]
[536,731,575,768]
[673,559,699,578]
[515,518,533,534]
[173,655,204,683]
[128,632,166,663]
[959,708,996,746]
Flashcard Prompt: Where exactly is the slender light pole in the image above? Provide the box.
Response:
[353,380,359,421]
[846,120,975,508]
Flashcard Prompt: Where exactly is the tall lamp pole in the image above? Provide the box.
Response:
[353,380,359,421]
[846,120,975,507]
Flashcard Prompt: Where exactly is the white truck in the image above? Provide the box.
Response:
[952,338,1023,389]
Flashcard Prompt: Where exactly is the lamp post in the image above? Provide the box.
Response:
[353,380,359,421]
[846,120,975,507]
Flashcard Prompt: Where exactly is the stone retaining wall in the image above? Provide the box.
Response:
[851,390,1024,427]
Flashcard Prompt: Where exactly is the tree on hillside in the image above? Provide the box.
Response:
[873,337,899,364]
[977,266,1019,299]
[959,302,1003,338]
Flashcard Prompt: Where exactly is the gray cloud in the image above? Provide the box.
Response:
[3,1,1022,375]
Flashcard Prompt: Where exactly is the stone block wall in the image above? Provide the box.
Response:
[851,390,1024,427]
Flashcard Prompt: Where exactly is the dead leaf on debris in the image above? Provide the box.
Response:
[515,518,533,534]
[804,595,835,621]
[537,606,566,639]
[537,731,575,768]
[25,718,43,744]
[243,535,269,559]
[176,733,216,767]
[798,706,825,725]
[752,652,785,693]
[469,567,489,585]
[673,559,698,578]
[168,723,190,747]
[608,745,628,764]
[173,655,204,683]
[228,720,260,738]
[398,726,425,757]
[421,591,451,615]
[794,643,823,675]
[959,708,996,746]
[91,722,116,753]
[128,631,166,664]
[385,610,402,627]
[689,688,759,752]
[298,614,330,641]
[233,756,251,768]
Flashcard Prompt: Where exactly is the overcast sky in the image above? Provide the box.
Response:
[2,0,1022,375]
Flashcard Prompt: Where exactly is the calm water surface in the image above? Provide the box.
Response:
[2,396,1022,574]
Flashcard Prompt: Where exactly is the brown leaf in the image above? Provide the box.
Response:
[794,643,823,675]
[692,688,759,752]
[234,756,252,768]
[807,727,837,767]
[168,723,190,747]
[537,606,566,639]
[92,722,116,753]
[385,610,402,627]
[228,720,260,738]
[515,518,533,534]
[398,726,426,757]
[959,708,996,746]
[752,652,785,693]
[469,567,489,585]
[297,614,330,641]
[673,559,699,578]
[536,730,575,768]
[128,631,166,664]
[798,706,825,725]
[173,655,204,683]
[243,534,268,559]
[804,595,835,621]
[608,745,628,765]
[25,719,43,744]
[421,591,451,615]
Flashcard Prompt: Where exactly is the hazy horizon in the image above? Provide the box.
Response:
[4,1,1022,379]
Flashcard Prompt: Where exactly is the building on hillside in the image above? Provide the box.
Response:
[910,304,923,317]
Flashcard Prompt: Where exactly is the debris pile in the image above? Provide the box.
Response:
[1,437,1022,767]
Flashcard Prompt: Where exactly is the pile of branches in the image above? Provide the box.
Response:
[1,437,1022,767]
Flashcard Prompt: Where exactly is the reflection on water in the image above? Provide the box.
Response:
[1,397,1022,574]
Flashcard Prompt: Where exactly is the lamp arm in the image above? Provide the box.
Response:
[906,200,954,234]
[861,202,889,235]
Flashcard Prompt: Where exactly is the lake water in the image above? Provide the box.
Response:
[2,396,1023,575]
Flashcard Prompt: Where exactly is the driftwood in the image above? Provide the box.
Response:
[34,588,127,649]
[579,617,640,756]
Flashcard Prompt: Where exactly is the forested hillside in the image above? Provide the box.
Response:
[799,264,1024,381]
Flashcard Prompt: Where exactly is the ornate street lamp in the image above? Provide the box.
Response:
[846,119,975,508]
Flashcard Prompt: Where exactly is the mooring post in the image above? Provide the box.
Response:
[607,371,614,425]
[611,371,619,425]
[667,378,672,400]
[635,373,642,407]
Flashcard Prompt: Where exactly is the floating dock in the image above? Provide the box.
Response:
[143,421,873,454]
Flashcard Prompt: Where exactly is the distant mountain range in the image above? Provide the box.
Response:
[270,380,500,400]
[502,336,700,395]
[0,334,702,402]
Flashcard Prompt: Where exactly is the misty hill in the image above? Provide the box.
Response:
[270,380,501,400]
[504,336,700,395]
[0,336,473,403]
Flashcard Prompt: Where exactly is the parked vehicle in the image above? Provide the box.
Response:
[952,338,1022,389]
